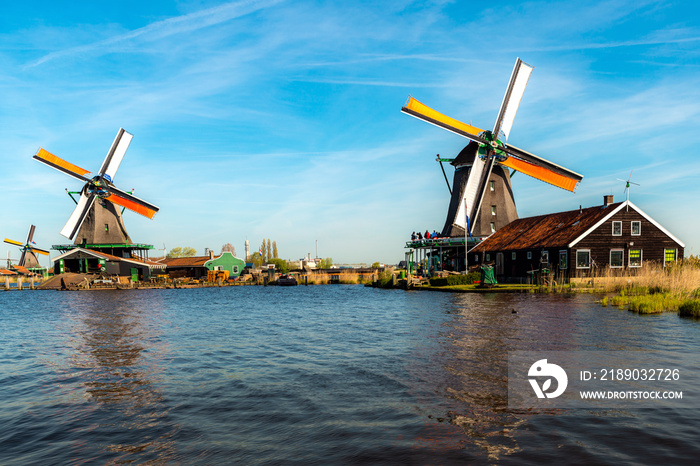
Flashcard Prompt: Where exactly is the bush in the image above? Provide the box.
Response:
[377,269,394,288]
[429,271,481,287]
[679,300,700,318]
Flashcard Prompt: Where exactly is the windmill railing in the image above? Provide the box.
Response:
[406,237,483,249]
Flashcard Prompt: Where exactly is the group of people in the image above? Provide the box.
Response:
[411,230,441,241]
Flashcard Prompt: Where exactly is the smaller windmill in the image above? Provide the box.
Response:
[3,225,49,270]
[33,128,159,243]
[617,171,640,203]
[617,171,640,211]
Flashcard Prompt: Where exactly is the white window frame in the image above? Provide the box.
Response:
[559,250,568,270]
[541,251,549,264]
[527,251,532,260]
[610,249,624,268]
[576,249,591,269]
[664,248,677,266]
[631,221,641,236]
[612,221,622,236]
[233,265,239,274]
[628,249,642,268]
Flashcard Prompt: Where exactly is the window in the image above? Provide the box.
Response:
[610,249,624,268]
[511,252,516,260]
[559,250,567,269]
[491,205,497,216]
[631,221,641,236]
[527,251,532,260]
[486,253,491,261]
[233,266,239,274]
[104,223,109,232]
[490,222,496,233]
[489,181,495,191]
[612,221,622,236]
[474,254,479,262]
[576,250,591,268]
[629,249,642,267]
[541,251,549,264]
[664,249,677,265]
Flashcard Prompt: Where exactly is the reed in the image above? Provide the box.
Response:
[591,259,700,315]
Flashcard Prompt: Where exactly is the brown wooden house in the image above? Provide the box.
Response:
[469,195,684,282]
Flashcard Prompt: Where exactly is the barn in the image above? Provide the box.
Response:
[469,195,684,282]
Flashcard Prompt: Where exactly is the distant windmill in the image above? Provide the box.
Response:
[402,58,583,237]
[3,225,49,269]
[33,129,159,244]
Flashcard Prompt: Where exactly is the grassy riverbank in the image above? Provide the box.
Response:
[409,259,700,317]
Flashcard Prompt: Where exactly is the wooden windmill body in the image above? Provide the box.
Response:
[441,141,518,237]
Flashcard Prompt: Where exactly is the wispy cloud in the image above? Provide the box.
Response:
[26,0,283,68]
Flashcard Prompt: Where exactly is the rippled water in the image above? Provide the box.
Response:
[1,286,699,464]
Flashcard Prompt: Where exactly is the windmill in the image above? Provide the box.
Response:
[401,58,583,237]
[3,225,49,269]
[617,171,640,203]
[33,128,159,245]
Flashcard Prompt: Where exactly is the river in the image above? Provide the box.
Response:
[1,286,699,464]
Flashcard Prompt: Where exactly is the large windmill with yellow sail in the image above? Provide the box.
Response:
[402,58,583,238]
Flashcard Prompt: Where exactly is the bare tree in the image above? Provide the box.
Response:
[221,243,236,256]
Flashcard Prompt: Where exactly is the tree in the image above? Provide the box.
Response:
[249,252,263,268]
[371,262,381,269]
[260,239,268,263]
[272,241,278,259]
[267,258,289,274]
[221,243,236,256]
[267,239,272,261]
[317,257,333,269]
[167,246,197,258]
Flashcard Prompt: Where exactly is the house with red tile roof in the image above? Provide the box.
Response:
[469,196,684,282]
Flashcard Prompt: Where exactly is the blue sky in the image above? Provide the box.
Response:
[2,0,700,266]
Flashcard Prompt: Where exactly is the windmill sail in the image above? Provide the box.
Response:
[34,149,91,182]
[401,97,486,144]
[99,128,133,181]
[493,58,533,140]
[453,154,486,230]
[60,191,97,240]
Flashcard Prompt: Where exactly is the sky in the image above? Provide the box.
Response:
[2,0,700,266]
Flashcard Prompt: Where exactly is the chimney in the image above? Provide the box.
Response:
[209,250,214,259]
[603,195,613,206]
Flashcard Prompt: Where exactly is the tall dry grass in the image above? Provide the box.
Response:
[590,259,700,314]
[301,273,373,285]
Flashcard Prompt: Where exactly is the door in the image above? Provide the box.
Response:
[496,253,504,276]
[130,267,139,282]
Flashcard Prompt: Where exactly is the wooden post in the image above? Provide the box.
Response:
[17,277,22,290]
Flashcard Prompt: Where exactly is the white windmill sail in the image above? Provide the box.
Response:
[493,59,533,140]
[453,156,486,230]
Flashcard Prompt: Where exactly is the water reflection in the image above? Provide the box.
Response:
[63,292,177,463]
